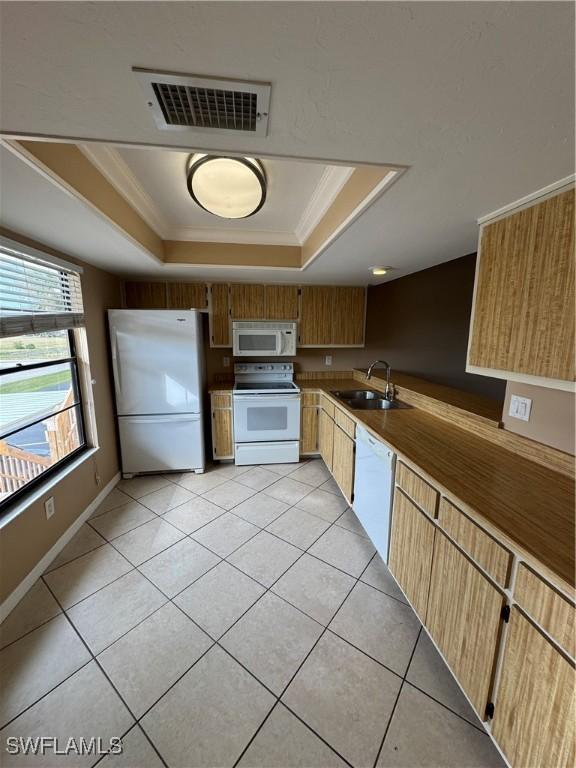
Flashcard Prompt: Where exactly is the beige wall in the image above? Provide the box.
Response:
[502,381,575,455]
[0,230,122,604]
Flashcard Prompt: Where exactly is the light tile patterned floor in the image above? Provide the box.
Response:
[0,459,505,768]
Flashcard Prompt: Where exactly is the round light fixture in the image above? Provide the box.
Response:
[371,267,389,276]
[187,154,266,219]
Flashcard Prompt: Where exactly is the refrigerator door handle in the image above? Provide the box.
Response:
[110,331,122,399]
[119,414,201,424]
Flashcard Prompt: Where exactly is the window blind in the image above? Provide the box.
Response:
[0,241,84,338]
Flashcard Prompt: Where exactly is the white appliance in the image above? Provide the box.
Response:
[232,321,297,357]
[233,362,300,465]
[353,426,396,561]
[108,309,205,477]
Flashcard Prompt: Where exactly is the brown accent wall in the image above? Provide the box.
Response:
[0,230,122,604]
[363,254,506,400]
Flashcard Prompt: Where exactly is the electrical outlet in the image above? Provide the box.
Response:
[45,496,55,519]
[509,395,532,422]
[325,355,332,366]
[94,472,101,486]
[223,357,230,368]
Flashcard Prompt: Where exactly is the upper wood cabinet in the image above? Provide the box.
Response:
[229,283,299,320]
[230,284,266,319]
[265,285,299,320]
[125,281,167,309]
[209,284,231,347]
[426,528,504,717]
[299,286,366,346]
[167,282,207,310]
[491,608,575,768]
[467,188,575,386]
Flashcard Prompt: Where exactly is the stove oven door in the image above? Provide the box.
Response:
[233,393,301,443]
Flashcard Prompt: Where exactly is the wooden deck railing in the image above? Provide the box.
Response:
[0,442,51,496]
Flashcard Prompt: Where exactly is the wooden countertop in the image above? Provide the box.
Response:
[301,378,575,589]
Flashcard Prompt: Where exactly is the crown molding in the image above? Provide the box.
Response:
[78,144,169,238]
[170,227,300,245]
[295,165,354,243]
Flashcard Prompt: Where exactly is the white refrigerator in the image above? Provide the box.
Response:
[108,310,205,476]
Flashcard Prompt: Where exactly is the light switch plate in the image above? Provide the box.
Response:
[223,357,230,368]
[509,395,532,422]
[325,355,332,366]
[45,497,55,519]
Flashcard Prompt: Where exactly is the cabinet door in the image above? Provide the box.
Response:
[210,284,231,347]
[491,608,575,768]
[318,409,334,471]
[301,407,319,455]
[426,529,504,716]
[332,287,366,345]
[125,281,166,309]
[167,283,207,309]
[332,424,354,502]
[299,286,366,346]
[212,408,234,459]
[299,287,333,345]
[389,489,436,622]
[468,189,575,381]
[230,284,266,319]
[265,285,299,320]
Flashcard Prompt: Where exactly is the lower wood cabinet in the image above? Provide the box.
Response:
[389,489,436,622]
[300,405,319,455]
[332,423,354,502]
[426,529,504,717]
[210,392,234,460]
[319,409,334,471]
[491,607,575,768]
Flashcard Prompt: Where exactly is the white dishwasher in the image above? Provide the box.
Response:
[353,426,396,562]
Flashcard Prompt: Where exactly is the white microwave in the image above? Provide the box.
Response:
[232,321,297,357]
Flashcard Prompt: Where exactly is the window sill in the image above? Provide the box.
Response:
[0,446,99,529]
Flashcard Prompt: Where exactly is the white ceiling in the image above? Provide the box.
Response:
[83,144,350,245]
[0,2,574,285]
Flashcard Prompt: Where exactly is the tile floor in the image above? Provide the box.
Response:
[0,459,506,768]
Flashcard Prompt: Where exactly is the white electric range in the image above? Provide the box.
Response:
[233,362,301,465]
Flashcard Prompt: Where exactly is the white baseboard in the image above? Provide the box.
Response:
[0,472,121,623]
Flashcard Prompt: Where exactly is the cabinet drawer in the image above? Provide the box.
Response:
[211,393,232,409]
[335,407,355,438]
[396,462,438,518]
[514,563,575,657]
[321,395,335,419]
[438,499,512,587]
[301,391,320,407]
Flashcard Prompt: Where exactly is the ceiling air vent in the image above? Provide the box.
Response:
[134,68,271,136]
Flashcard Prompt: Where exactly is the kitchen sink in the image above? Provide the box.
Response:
[331,389,380,400]
[331,390,412,410]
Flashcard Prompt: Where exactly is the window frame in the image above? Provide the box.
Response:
[0,328,88,514]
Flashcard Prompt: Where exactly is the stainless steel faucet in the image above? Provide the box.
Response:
[366,360,394,400]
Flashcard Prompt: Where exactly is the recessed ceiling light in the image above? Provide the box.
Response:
[371,266,390,276]
[187,154,267,219]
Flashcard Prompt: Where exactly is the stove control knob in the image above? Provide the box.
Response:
[267,365,273,370]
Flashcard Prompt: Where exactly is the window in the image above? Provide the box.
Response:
[0,238,88,509]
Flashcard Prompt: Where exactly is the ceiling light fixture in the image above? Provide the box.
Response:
[187,154,266,219]
[371,266,390,276]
